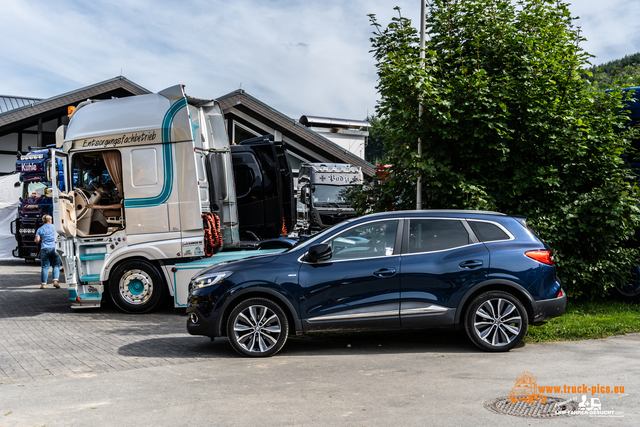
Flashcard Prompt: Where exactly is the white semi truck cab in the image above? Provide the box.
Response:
[296,163,363,234]
[51,85,240,313]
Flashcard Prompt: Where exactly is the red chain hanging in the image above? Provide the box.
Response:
[203,212,223,257]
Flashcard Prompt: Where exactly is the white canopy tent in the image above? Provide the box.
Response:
[0,173,21,260]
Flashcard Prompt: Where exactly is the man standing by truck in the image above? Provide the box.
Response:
[34,215,60,289]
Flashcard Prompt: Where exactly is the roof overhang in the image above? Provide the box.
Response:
[217,90,375,177]
[0,77,150,133]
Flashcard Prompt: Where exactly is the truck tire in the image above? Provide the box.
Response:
[109,260,164,313]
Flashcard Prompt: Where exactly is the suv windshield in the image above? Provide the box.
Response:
[287,217,361,254]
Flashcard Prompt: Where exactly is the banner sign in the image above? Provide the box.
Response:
[75,130,159,149]
[313,172,363,185]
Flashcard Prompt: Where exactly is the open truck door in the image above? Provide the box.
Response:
[49,149,76,239]
[50,138,79,288]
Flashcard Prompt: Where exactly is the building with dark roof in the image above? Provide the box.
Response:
[0,78,374,177]
[298,115,370,160]
[0,95,43,114]
[217,89,374,177]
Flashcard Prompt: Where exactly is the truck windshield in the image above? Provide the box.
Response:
[22,182,50,199]
[313,185,352,207]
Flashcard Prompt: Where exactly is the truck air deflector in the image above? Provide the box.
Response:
[124,97,186,208]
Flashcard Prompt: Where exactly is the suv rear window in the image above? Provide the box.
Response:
[468,221,510,242]
[408,219,470,253]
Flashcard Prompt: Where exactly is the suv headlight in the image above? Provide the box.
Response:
[193,271,233,289]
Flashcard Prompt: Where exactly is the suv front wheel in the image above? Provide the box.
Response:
[226,298,289,357]
[464,291,528,352]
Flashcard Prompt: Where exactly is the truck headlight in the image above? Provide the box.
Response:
[193,271,233,289]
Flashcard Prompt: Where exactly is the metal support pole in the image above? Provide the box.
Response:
[416,0,426,210]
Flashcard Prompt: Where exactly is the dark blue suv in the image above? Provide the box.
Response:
[186,210,566,356]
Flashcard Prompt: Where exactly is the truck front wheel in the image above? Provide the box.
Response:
[109,260,164,313]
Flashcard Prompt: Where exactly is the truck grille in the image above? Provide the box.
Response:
[319,212,356,226]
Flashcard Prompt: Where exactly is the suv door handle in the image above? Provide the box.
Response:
[459,260,483,269]
[373,268,397,278]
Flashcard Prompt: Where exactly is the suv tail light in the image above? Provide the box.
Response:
[525,250,554,265]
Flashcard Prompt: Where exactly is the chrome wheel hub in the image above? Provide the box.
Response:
[119,270,153,305]
[474,298,522,346]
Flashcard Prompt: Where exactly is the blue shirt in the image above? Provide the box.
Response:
[35,223,56,249]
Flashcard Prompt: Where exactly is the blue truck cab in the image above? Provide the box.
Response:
[11,146,63,262]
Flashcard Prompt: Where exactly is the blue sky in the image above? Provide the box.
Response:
[1,0,639,120]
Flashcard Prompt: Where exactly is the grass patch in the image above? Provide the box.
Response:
[525,300,640,342]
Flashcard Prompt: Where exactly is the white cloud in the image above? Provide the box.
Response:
[1,0,639,120]
[568,0,640,64]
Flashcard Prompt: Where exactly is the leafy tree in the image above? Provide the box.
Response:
[586,53,640,88]
[354,0,640,298]
[364,115,388,164]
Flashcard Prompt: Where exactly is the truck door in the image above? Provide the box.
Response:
[50,149,76,238]
[274,143,294,234]
[236,136,290,238]
[231,150,264,231]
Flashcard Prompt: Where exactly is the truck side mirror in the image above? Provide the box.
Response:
[302,187,311,204]
[55,125,67,149]
[45,159,52,182]
[306,243,332,262]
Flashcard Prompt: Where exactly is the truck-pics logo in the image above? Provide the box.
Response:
[509,371,547,404]
[506,371,625,418]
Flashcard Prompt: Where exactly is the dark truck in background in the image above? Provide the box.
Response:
[230,135,295,246]
[11,147,64,262]
[295,162,363,234]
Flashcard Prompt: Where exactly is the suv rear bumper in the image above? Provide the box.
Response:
[532,290,567,322]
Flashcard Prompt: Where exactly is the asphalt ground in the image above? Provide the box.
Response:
[0,259,638,426]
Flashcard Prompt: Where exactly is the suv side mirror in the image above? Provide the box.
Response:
[306,243,332,262]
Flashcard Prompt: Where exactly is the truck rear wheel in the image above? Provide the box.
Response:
[109,260,164,313]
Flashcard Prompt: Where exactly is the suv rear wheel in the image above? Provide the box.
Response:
[464,291,528,352]
[226,298,289,357]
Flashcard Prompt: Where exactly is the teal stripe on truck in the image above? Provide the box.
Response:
[124,96,186,208]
